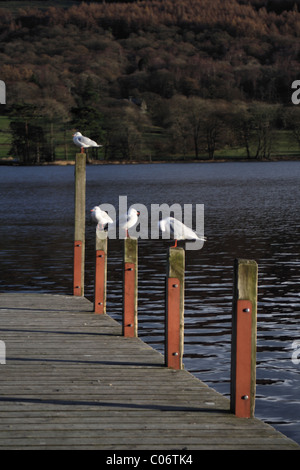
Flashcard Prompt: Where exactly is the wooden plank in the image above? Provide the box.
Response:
[0,293,298,450]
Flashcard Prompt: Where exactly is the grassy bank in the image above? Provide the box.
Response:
[0,115,299,163]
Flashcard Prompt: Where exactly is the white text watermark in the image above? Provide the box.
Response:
[291,80,300,105]
[0,80,6,104]
[0,341,6,364]
[95,196,205,251]
[291,340,300,365]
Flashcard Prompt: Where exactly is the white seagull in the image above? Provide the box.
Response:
[73,131,102,153]
[159,216,206,248]
[109,208,140,238]
[90,206,113,231]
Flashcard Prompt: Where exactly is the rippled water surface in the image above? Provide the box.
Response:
[0,161,299,444]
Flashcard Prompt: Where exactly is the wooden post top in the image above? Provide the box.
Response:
[167,247,185,281]
[234,258,258,311]
[124,237,138,264]
[95,230,108,251]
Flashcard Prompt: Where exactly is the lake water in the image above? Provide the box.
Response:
[0,161,299,444]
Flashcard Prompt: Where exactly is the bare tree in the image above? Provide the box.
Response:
[248,103,278,159]
[283,107,300,150]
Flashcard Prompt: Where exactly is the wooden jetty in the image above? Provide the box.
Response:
[0,293,299,450]
[1,152,299,450]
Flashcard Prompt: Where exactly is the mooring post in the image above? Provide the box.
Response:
[94,230,108,314]
[73,152,86,296]
[231,258,258,418]
[123,237,138,337]
[165,247,185,370]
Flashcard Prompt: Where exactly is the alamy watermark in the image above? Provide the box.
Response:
[96,196,205,251]
[0,80,6,104]
[291,80,300,105]
[0,340,6,364]
[291,340,300,365]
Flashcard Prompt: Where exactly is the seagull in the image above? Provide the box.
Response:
[159,216,206,248]
[90,206,113,231]
[73,131,102,153]
[109,208,140,238]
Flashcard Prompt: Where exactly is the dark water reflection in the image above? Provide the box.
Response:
[0,161,299,444]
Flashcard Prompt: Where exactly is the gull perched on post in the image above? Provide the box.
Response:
[73,131,102,153]
[159,216,206,248]
[90,206,113,231]
[108,208,140,238]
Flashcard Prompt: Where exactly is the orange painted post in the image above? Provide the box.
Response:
[165,247,185,370]
[166,278,181,369]
[94,251,106,313]
[231,259,258,418]
[94,231,107,314]
[73,241,83,296]
[123,262,136,337]
[123,238,138,337]
[73,153,86,296]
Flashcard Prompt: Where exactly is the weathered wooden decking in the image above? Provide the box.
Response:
[0,293,299,450]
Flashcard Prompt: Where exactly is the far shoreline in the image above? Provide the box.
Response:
[0,155,299,167]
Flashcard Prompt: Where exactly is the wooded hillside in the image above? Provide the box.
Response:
[0,0,299,162]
